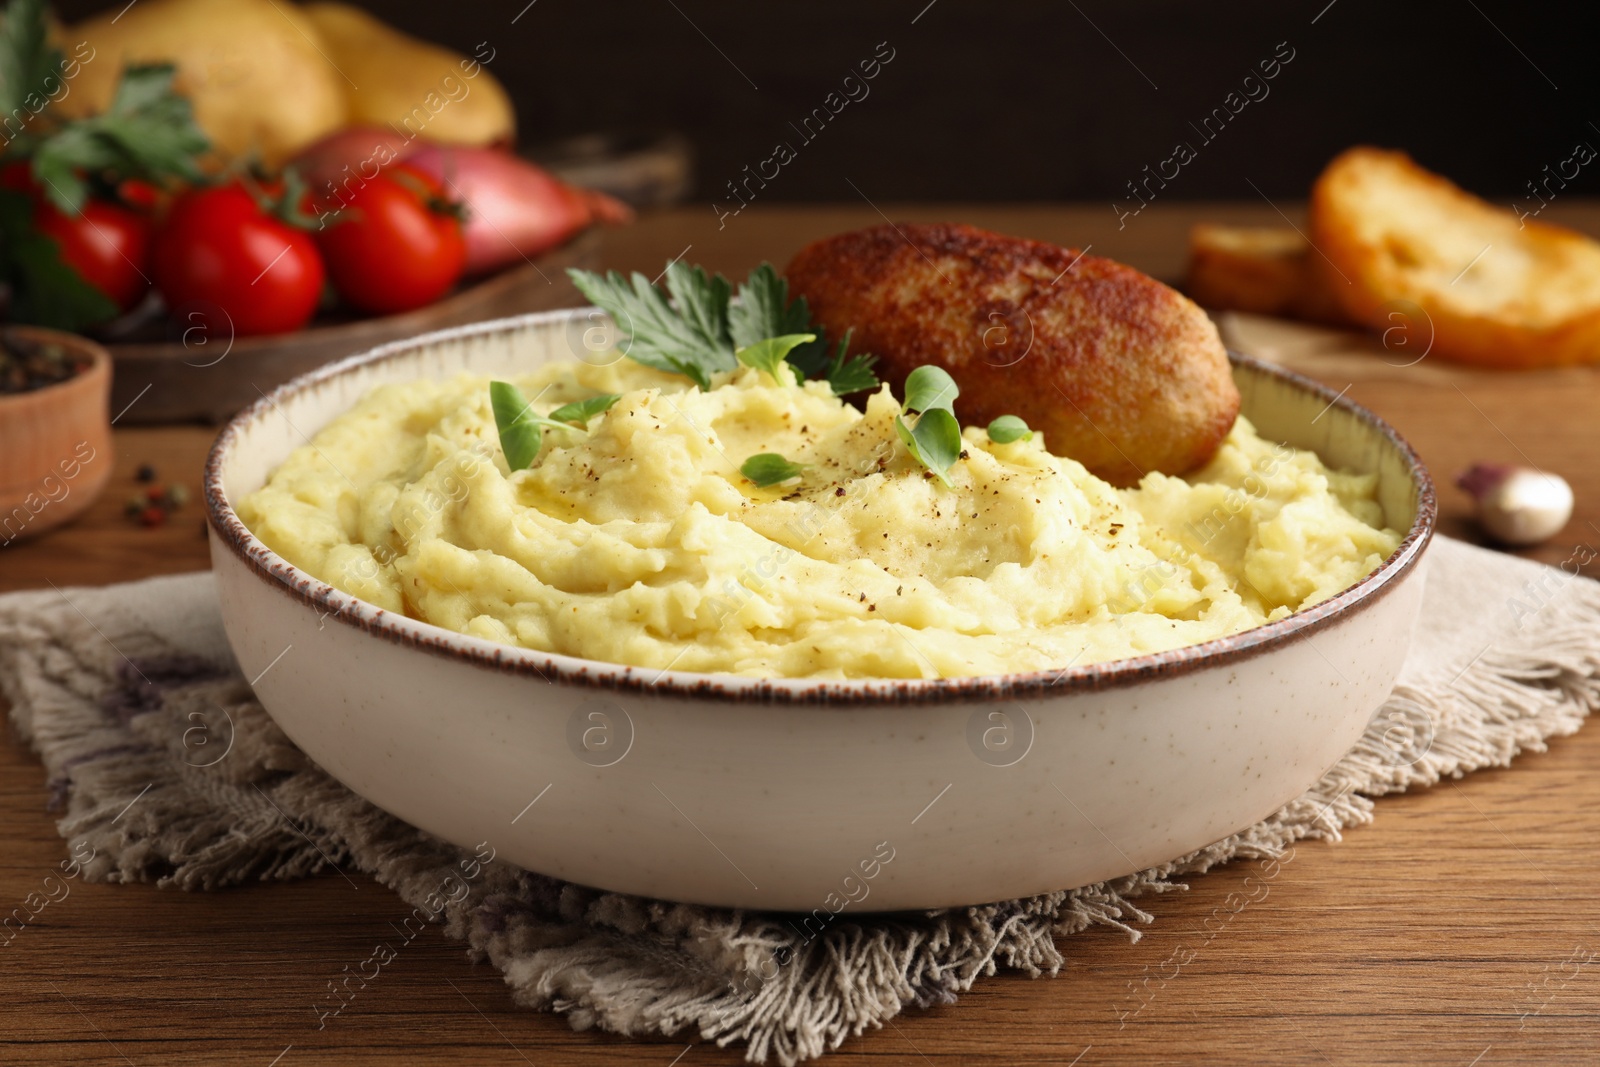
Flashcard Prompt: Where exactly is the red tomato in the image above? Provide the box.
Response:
[36,198,152,313]
[116,179,163,213]
[315,164,465,315]
[152,183,325,337]
[2,162,152,313]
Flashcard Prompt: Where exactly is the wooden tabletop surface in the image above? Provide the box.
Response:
[4,204,1599,1066]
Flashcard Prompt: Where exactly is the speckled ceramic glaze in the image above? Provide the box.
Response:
[205,309,1435,912]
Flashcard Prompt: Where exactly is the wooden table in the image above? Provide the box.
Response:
[4,205,1599,1066]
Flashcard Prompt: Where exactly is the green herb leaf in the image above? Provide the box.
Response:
[491,382,605,469]
[491,381,543,472]
[740,453,806,487]
[987,414,1033,443]
[567,266,738,389]
[902,365,959,414]
[728,263,808,346]
[570,259,880,395]
[729,262,829,373]
[664,260,731,353]
[895,408,962,487]
[823,329,880,395]
[547,393,620,427]
[0,186,118,330]
[258,165,323,230]
[0,0,57,124]
[736,332,814,382]
[659,353,714,391]
[30,64,210,214]
[28,127,116,212]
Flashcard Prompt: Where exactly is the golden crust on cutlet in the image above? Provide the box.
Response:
[787,223,1240,486]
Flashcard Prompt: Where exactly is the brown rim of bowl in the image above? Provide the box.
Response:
[203,309,1436,707]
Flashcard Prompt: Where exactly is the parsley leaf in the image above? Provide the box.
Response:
[660,353,715,391]
[987,415,1033,443]
[823,329,880,395]
[663,261,731,358]
[0,186,118,330]
[569,259,881,396]
[736,333,813,382]
[31,65,209,214]
[894,408,962,487]
[547,393,620,427]
[740,453,806,487]
[568,266,737,388]
[0,0,56,124]
[729,263,829,374]
[728,263,808,346]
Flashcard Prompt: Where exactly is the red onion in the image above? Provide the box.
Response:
[402,145,631,275]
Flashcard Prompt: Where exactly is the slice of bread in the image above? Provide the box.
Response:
[1309,147,1600,368]
[1185,224,1349,325]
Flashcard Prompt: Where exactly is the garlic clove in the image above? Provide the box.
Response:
[1456,463,1574,547]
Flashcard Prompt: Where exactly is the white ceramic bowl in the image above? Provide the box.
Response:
[204,309,1434,912]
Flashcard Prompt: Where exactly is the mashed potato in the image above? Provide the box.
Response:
[239,360,1401,679]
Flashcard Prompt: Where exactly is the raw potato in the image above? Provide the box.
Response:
[787,223,1240,487]
[303,3,515,148]
[56,0,347,165]
[1186,224,1348,325]
[1310,146,1600,368]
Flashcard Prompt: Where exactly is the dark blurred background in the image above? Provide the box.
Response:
[57,0,1600,205]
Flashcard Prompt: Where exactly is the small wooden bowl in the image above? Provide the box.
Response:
[0,327,114,546]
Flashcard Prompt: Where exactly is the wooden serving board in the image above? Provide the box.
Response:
[105,230,601,425]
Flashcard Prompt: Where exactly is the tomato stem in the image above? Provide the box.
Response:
[239,165,324,232]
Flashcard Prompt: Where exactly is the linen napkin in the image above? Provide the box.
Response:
[2,535,1597,1065]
